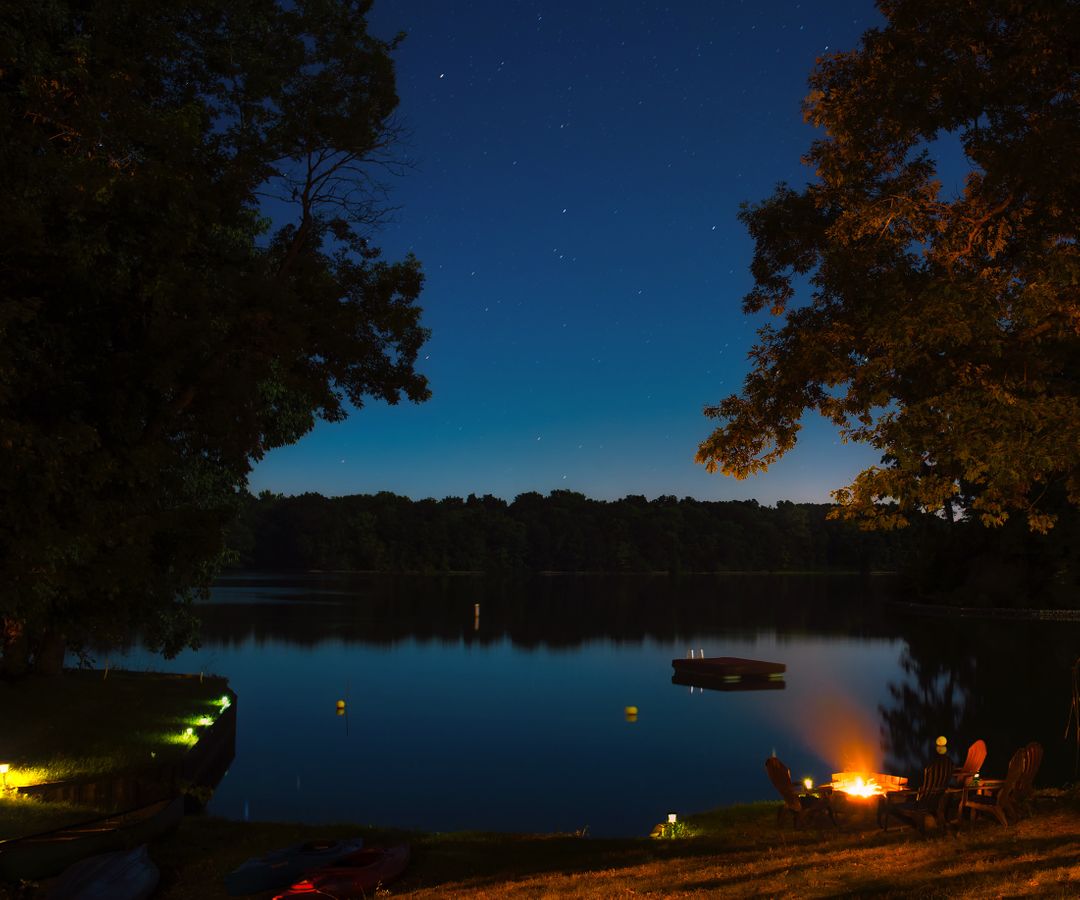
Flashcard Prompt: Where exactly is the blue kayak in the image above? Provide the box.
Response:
[224,836,364,895]
[46,844,159,900]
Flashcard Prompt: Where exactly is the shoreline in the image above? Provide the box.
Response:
[148,791,1080,898]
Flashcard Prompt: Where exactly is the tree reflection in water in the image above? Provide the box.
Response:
[880,614,1080,787]
[95,572,1080,789]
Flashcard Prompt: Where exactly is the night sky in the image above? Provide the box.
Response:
[249,0,887,504]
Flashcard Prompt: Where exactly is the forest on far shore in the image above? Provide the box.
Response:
[228,490,902,574]
[227,491,1080,608]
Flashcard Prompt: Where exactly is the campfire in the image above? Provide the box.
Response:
[829,771,907,798]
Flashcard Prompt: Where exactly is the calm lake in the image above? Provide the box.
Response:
[104,572,1079,837]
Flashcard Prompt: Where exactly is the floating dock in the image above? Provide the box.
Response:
[670,656,786,692]
[671,656,785,678]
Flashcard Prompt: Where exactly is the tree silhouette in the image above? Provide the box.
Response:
[698,0,1080,535]
[1,0,429,674]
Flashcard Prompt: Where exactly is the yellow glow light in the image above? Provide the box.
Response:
[803,777,814,791]
[935,735,947,747]
[195,716,213,727]
[1,765,48,789]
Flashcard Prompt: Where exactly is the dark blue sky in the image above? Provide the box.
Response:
[250,0,885,503]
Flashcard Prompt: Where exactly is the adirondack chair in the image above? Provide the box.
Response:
[878,756,954,833]
[764,757,835,828]
[962,745,1027,826]
[950,739,987,787]
[1011,742,1043,819]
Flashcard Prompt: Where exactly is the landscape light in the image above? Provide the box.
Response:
[195,716,213,727]
[0,763,8,789]
[667,813,677,824]
[803,777,814,791]
[219,695,231,709]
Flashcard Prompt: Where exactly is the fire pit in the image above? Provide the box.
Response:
[825,772,908,825]
[829,771,907,798]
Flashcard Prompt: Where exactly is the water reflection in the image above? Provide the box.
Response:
[880,615,1078,785]
[97,573,1079,836]
[192,571,900,649]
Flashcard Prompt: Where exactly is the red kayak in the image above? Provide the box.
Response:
[273,844,409,899]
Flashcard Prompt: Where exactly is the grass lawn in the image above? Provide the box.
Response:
[139,792,1080,899]
[0,668,230,839]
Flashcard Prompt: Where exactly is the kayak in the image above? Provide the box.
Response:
[0,796,183,882]
[274,844,410,899]
[224,836,364,895]
[46,844,158,900]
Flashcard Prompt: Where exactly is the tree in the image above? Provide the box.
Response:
[0,0,430,673]
[697,0,1080,534]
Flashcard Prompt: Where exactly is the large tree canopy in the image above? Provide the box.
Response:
[697,0,1080,533]
[0,0,430,671]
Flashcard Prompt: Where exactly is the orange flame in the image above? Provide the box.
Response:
[831,773,884,797]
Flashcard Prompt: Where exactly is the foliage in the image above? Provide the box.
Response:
[228,490,911,574]
[650,819,690,839]
[697,0,1080,535]
[0,1,429,670]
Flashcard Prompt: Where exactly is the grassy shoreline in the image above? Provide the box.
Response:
[4,670,1079,897]
[0,669,229,839]
[147,793,1080,898]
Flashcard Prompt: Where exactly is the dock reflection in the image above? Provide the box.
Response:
[671,672,785,692]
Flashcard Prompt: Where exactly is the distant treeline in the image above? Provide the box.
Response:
[227,490,911,574]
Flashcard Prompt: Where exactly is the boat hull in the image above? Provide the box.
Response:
[224,836,364,895]
[45,844,159,900]
[0,796,183,882]
[274,844,410,899]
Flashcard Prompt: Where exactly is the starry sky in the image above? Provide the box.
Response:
[249,0,887,504]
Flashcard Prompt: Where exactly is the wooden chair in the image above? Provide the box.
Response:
[764,756,835,828]
[951,739,987,786]
[879,756,954,834]
[962,745,1027,826]
[1011,742,1043,820]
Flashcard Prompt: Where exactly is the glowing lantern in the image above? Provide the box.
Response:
[803,777,814,791]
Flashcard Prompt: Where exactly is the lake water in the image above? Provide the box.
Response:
[104,572,1079,837]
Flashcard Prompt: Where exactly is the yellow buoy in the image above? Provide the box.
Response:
[935,735,947,747]
[336,699,346,710]
[624,706,638,716]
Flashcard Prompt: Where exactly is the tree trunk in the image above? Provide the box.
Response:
[32,629,66,676]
